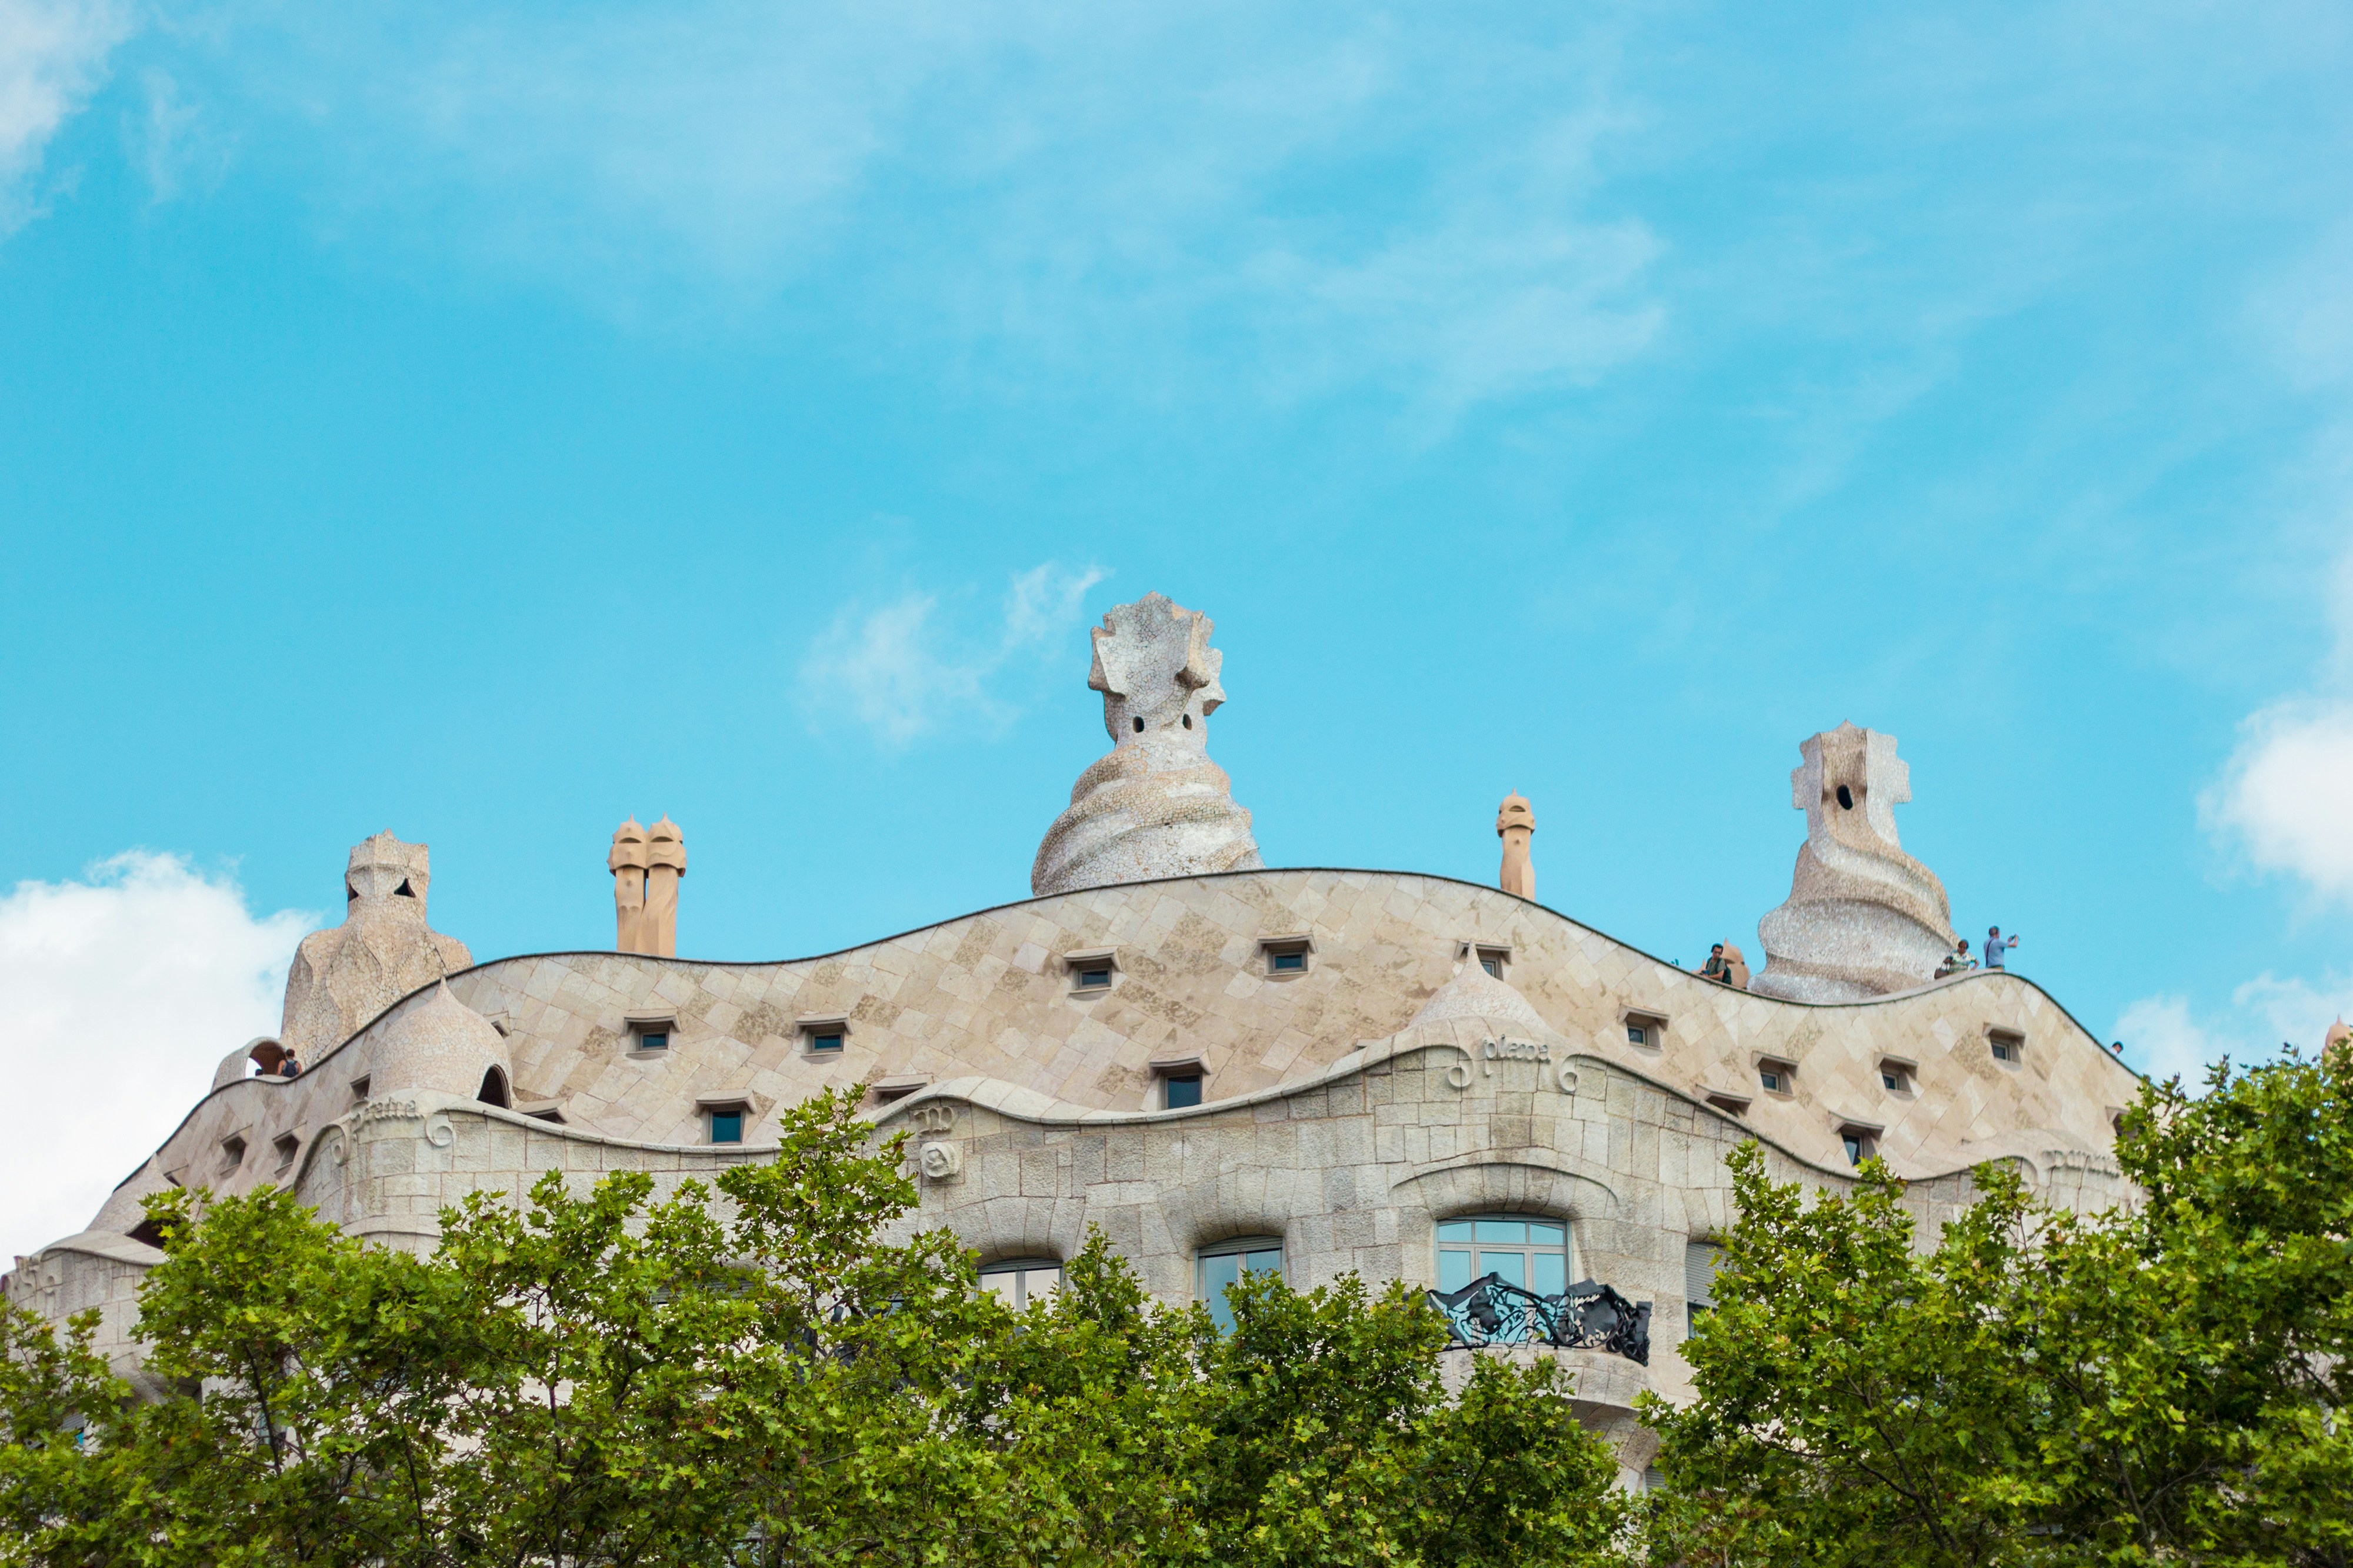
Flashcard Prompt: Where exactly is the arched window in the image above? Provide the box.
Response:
[1436,1216,1570,1296]
[979,1257,1062,1310]
[477,1066,511,1108]
[1197,1236,1284,1333]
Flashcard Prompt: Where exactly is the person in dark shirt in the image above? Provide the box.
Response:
[280,1053,304,1079]
[1699,943,1731,982]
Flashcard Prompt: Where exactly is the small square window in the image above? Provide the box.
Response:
[272,1133,300,1173]
[349,1075,371,1103]
[1758,1060,1794,1095]
[637,1029,669,1052]
[799,1016,852,1055]
[1623,1011,1667,1049]
[709,1110,744,1144]
[1839,1125,1879,1166]
[1164,1074,1203,1109]
[219,1135,247,1173]
[1260,936,1315,977]
[1879,1060,1915,1094]
[1989,1030,2024,1065]
[1480,956,1501,978]
[1705,1092,1751,1117]
[1076,968,1113,990]
[1628,1024,1648,1045]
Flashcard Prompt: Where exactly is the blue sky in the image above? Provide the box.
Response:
[4,0,2352,1249]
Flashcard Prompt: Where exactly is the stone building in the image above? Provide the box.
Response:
[5,593,2143,1480]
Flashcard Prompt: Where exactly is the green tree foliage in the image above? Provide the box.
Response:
[1643,1049,2353,1568]
[0,1090,1631,1567]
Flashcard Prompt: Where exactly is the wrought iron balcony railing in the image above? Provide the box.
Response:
[1427,1273,1652,1366]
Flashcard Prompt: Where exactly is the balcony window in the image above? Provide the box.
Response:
[1198,1237,1284,1333]
[1436,1215,1569,1297]
[980,1257,1062,1311]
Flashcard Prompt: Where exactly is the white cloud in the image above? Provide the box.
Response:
[0,853,314,1261]
[2114,971,2353,1089]
[0,0,134,232]
[797,561,1107,748]
[2209,697,2353,902]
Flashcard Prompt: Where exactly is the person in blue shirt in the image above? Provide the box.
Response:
[1984,926,2019,969]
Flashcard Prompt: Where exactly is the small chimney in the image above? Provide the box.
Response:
[609,819,649,952]
[1497,792,1535,900]
[644,816,686,957]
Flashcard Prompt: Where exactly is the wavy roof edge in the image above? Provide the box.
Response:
[110,865,2143,1197]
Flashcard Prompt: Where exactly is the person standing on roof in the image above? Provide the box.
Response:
[1984,926,2019,970]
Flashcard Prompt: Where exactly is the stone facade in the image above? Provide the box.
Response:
[6,859,2138,1483]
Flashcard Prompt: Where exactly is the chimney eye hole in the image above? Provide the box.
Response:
[393,878,415,898]
[1182,713,1192,729]
[1836,785,1854,810]
[345,883,359,902]
[1132,716,1145,733]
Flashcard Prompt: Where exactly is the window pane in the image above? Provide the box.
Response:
[1475,1219,1525,1244]
[1024,1268,1059,1304]
[812,1033,843,1053]
[640,1032,668,1050]
[1437,1220,1474,1242]
[1245,1249,1283,1277]
[1272,952,1305,971]
[1201,1253,1243,1333]
[1439,1248,1474,1291]
[711,1113,742,1144]
[1528,1222,1565,1245]
[1532,1251,1567,1296]
[1165,1075,1202,1109]
[982,1273,1019,1307]
[1479,1250,1526,1287]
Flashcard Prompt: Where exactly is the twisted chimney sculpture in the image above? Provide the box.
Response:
[1031,592,1264,896]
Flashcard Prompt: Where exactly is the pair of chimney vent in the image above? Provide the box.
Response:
[609,817,684,956]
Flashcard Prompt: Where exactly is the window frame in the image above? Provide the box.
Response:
[1757,1057,1796,1095]
[1062,948,1119,995]
[1151,1055,1207,1110]
[1988,1027,2025,1066]
[1879,1056,1917,1095]
[1259,935,1316,978]
[627,1010,678,1056]
[1196,1235,1285,1332]
[798,1015,851,1056]
[979,1256,1064,1311]
[1622,1007,1668,1050]
[1434,1213,1575,1298]
[1838,1122,1882,1166]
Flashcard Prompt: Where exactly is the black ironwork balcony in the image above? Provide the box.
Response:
[1427,1273,1652,1366]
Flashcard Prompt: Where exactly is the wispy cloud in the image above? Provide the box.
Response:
[43,1,1663,418]
[0,853,315,1259]
[0,0,134,232]
[796,561,1108,748]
